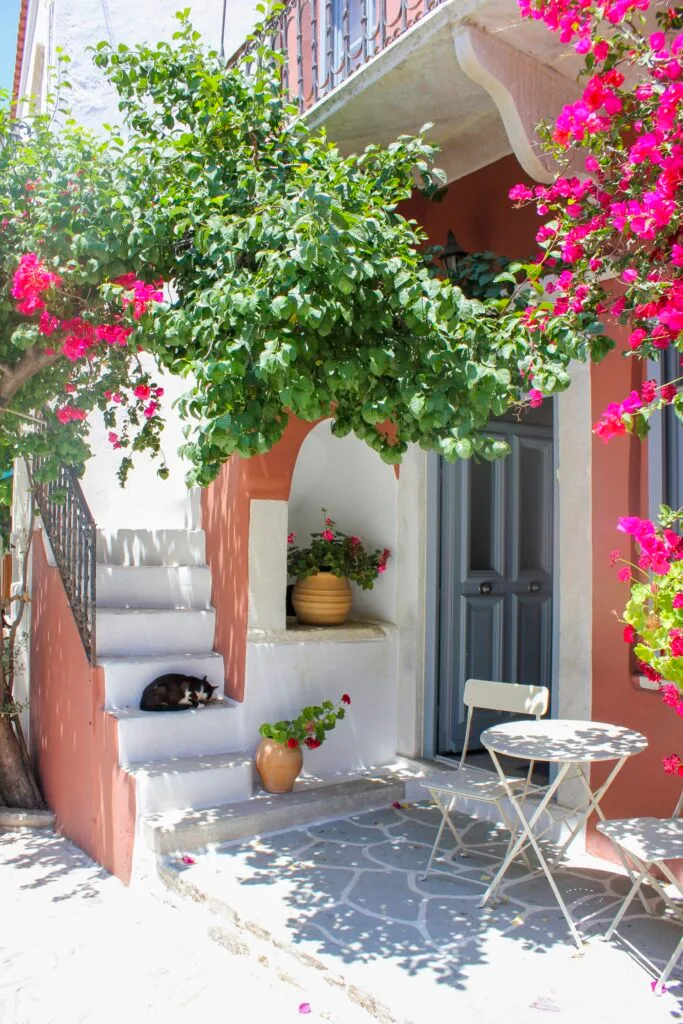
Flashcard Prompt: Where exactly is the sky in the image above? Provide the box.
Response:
[0,0,21,100]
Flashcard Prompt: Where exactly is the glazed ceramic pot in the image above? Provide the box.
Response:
[254,737,304,793]
[291,571,352,626]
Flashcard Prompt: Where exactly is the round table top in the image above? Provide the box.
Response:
[480,719,648,763]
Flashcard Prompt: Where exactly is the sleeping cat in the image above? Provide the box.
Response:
[139,673,218,712]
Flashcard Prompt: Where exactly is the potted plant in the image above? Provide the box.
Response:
[287,510,391,625]
[255,694,351,793]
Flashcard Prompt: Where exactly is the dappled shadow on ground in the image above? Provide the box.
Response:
[211,803,683,1008]
[0,828,109,901]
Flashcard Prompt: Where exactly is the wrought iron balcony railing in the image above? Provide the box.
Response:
[33,461,97,664]
[235,0,448,113]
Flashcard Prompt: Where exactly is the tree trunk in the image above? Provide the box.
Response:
[0,714,43,809]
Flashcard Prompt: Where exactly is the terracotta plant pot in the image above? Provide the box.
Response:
[292,571,352,626]
[254,737,304,793]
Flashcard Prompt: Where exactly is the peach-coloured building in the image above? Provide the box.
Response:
[12,0,679,883]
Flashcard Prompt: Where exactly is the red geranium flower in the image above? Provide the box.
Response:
[341,694,351,704]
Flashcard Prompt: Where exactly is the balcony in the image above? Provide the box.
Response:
[235,0,583,184]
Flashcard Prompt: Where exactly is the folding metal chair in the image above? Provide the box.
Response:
[597,791,683,995]
[420,678,550,880]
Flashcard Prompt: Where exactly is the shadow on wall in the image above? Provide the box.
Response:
[288,420,398,623]
[30,533,136,883]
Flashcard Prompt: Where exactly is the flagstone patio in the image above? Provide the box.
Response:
[161,801,683,1024]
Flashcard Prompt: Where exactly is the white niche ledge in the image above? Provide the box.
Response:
[247,618,395,645]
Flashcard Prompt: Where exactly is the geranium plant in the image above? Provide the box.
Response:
[614,507,683,773]
[259,693,351,750]
[287,511,390,590]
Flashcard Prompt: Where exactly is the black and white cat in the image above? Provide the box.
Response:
[139,674,217,712]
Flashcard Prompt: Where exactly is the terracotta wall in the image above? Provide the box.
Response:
[30,533,135,882]
[399,155,539,259]
[588,348,683,861]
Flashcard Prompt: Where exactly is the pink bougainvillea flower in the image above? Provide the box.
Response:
[661,683,680,708]
[134,384,151,400]
[529,389,544,408]
[640,663,662,683]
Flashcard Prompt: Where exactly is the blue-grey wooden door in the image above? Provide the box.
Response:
[437,413,554,752]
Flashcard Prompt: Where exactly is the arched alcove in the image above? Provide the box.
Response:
[288,420,398,623]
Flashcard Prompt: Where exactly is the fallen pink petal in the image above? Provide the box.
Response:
[180,854,196,865]
[298,1002,311,1014]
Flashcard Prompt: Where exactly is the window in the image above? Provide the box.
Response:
[649,347,683,515]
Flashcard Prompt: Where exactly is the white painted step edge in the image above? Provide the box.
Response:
[96,607,216,657]
[109,701,239,763]
[124,751,254,816]
[97,565,212,610]
[97,529,206,567]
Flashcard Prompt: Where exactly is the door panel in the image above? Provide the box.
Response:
[437,419,553,753]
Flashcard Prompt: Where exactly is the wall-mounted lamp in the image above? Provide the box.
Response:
[439,230,466,274]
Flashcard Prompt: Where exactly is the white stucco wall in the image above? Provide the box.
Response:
[241,629,400,776]
[17,0,261,531]
[288,420,398,622]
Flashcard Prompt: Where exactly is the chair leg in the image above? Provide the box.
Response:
[421,792,466,879]
[655,934,683,995]
[605,859,650,940]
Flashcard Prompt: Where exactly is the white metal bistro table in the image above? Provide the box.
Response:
[479,718,648,948]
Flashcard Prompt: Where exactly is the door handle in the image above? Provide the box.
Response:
[479,582,492,595]
[529,581,541,593]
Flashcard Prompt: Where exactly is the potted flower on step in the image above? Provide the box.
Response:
[255,694,351,793]
[287,510,391,626]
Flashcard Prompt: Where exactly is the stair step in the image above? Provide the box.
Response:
[97,529,206,567]
[108,701,237,763]
[97,565,212,610]
[143,776,406,855]
[96,607,215,657]
[124,751,254,815]
[99,651,225,710]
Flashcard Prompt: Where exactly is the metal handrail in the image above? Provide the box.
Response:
[33,461,97,664]
[233,0,448,113]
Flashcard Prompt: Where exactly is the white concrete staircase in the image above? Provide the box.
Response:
[97,528,254,822]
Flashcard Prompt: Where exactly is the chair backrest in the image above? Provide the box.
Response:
[460,678,550,768]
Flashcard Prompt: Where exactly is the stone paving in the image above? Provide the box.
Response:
[164,802,683,1024]
[0,828,369,1024]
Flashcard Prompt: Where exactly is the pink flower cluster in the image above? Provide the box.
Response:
[11,253,61,315]
[115,273,164,321]
[512,0,683,397]
[661,682,683,715]
[663,753,683,775]
[617,515,683,575]
[593,381,675,443]
[55,405,87,424]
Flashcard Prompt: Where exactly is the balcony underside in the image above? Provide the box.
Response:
[305,0,582,184]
